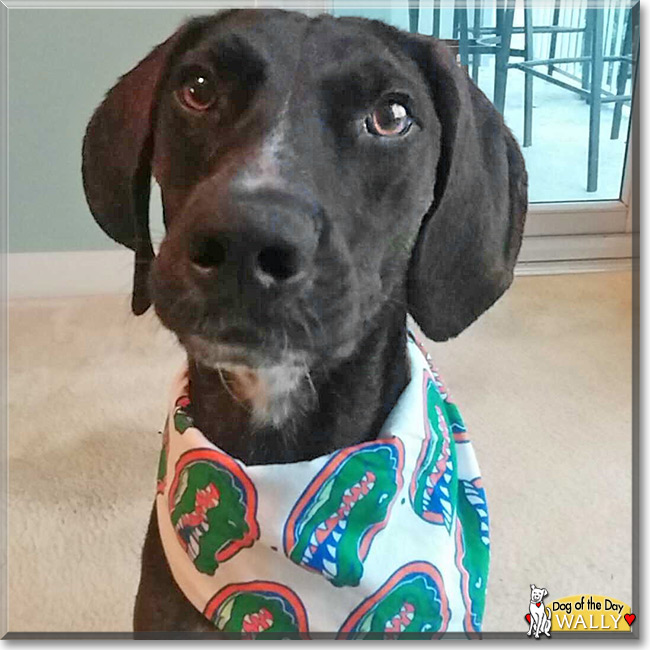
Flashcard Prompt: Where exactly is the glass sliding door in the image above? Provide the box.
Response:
[328,1,637,252]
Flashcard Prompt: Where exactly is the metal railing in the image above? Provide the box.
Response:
[406,0,638,193]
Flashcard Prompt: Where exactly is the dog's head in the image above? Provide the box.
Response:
[530,585,548,604]
[82,9,527,373]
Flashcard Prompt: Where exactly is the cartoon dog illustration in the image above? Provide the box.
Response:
[527,585,552,639]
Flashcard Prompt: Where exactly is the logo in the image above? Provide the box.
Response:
[524,588,636,634]
[283,438,404,588]
[156,421,170,495]
[409,373,458,531]
[204,581,309,638]
[454,478,490,633]
[169,448,259,575]
[173,395,194,433]
[337,561,450,639]
[525,584,552,639]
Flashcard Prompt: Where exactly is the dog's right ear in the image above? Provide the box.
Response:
[530,584,536,589]
[81,18,208,315]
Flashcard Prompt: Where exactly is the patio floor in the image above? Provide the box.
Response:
[473,57,631,203]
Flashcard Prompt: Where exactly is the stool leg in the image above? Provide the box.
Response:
[548,0,561,76]
[611,7,632,140]
[494,0,515,114]
[582,6,593,101]
[458,5,470,70]
[606,0,622,86]
[409,3,420,33]
[432,2,441,38]
[587,7,604,192]
[472,0,483,83]
[523,3,534,147]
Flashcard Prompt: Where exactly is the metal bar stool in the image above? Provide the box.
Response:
[611,4,636,139]
[506,2,638,191]
[409,1,637,193]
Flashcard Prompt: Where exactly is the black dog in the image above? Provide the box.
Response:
[82,9,526,634]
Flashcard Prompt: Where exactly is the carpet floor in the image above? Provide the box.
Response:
[7,271,633,633]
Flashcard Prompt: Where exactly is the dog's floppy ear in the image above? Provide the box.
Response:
[401,34,527,341]
[82,19,206,315]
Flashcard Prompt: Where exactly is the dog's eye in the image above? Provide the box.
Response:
[366,101,412,137]
[177,72,217,112]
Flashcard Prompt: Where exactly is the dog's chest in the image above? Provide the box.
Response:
[156,335,490,637]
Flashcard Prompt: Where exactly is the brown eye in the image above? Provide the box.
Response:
[366,101,412,137]
[177,73,217,111]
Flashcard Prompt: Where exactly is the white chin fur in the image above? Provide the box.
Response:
[185,335,312,428]
[217,361,312,428]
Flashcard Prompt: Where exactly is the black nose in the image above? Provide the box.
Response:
[185,189,320,292]
[189,232,306,287]
[256,245,300,283]
[188,234,227,269]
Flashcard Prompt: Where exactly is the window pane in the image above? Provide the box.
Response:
[330,2,637,204]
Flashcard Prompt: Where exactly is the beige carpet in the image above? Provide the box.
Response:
[7,272,633,633]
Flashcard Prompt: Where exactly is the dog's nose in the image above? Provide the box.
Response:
[189,232,304,286]
[186,191,320,292]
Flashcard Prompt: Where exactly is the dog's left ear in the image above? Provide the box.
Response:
[399,33,528,341]
[82,18,209,315]
[544,589,548,597]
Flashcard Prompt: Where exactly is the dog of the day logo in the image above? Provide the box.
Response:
[524,586,635,636]
[525,585,552,639]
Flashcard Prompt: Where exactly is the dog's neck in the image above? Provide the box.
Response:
[187,310,410,465]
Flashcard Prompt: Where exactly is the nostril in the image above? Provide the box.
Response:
[189,234,227,269]
[256,245,299,282]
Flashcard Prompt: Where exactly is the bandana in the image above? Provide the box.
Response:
[156,332,490,639]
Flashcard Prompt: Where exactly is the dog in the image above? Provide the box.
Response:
[82,9,527,637]
[528,585,552,638]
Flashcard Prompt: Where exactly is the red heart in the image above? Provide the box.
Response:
[525,614,531,623]
[536,602,542,608]
[624,613,636,626]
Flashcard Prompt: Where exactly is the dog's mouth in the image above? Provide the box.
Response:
[182,331,308,370]
[151,249,363,369]
[182,332,315,428]
[209,326,261,344]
